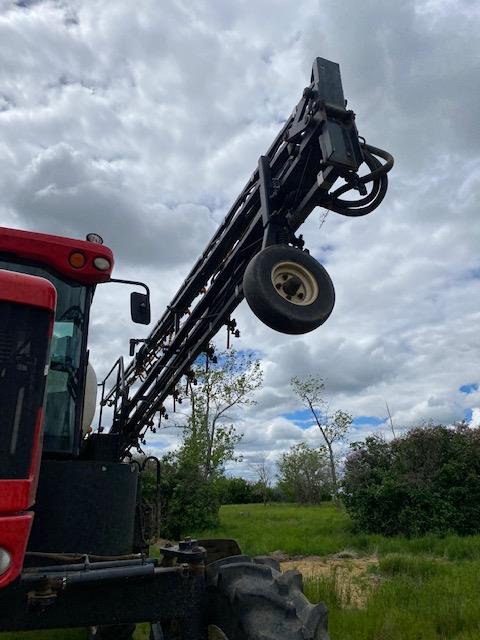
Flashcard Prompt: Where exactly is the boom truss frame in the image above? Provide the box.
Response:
[100,57,393,455]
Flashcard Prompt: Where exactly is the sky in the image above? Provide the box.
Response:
[1,0,479,477]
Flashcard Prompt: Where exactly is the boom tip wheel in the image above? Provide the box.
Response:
[243,245,335,335]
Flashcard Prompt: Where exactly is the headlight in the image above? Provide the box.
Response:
[0,548,12,575]
[93,257,111,271]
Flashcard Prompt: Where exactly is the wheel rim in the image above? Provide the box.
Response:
[271,261,319,306]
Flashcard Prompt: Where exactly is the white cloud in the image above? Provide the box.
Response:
[1,0,479,469]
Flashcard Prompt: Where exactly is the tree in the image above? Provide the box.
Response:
[160,349,263,537]
[248,458,274,505]
[180,349,263,480]
[343,424,480,536]
[290,375,352,501]
[277,442,331,503]
[159,452,221,539]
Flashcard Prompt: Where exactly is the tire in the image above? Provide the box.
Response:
[206,556,329,640]
[243,245,335,335]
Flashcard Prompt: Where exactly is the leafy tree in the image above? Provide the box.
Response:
[342,424,480,536]
[277,442,331,503]
[159,349,262,537]
[179,349,262,480]
[291,375,352,501]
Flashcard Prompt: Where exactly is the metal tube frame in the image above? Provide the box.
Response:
[100,57,392,455]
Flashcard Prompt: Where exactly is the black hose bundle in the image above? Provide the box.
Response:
[325,143,394,216]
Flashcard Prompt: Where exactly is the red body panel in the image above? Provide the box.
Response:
[0,514,33,589]
[0,226,114,284]
[0,269,57,311]
[0,272,56,587]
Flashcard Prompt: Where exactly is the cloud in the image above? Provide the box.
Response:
[1,0,479,469]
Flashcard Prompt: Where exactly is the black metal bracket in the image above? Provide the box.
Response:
[259,155,306,251]
[129,338,147,357]
[259,155,285,249]
[285,58,364,172]
[160,538,207,564]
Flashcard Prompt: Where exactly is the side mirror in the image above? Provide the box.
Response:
[131,292,151,325]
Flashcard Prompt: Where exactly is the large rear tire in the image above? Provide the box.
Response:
[206,556,329,640]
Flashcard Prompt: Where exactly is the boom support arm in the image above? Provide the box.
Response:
[102,57,393,455]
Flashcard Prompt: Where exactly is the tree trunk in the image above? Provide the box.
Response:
[326,442,339,504]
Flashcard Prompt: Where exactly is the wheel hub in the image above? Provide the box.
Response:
[271,261,319,306]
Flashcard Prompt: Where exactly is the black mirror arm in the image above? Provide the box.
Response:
[108,278,150,299]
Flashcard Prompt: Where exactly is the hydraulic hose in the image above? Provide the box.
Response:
[324,143,393,217]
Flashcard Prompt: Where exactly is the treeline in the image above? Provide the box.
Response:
[139,441,333,540]
[140,423,480,540]
[214,472,332,505]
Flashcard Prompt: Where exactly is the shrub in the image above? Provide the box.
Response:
[158,457,220,539]
[214,476,257,504]
[342,424,480,536]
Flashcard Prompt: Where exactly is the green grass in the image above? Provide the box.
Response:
[303,558,480,639]
[191,502,480,560]
[192,503,480,639]
[4,503,480,639]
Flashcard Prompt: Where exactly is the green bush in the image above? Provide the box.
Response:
[214,476,257,504]
[342,424,480,536]
[158,458,220,539]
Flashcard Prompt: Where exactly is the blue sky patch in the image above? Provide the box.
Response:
[464,408,473,421]
[353,416,385,426]
[459,383,478,394]
[282,408,316,429]
[284,412,386,430]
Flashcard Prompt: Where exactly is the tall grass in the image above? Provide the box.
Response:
[193,503,480,639]
[191,502,480,560]
[304,558,480,639]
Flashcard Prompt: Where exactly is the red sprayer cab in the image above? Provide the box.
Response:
[0,270,56,588]
[0,227,114,458]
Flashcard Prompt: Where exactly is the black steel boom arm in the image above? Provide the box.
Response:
[101,57,393,455]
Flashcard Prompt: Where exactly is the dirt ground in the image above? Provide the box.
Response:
[280,553,380,607]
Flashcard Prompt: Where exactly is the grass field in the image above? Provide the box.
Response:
[193,503,480,640]
[3,503,480,639]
